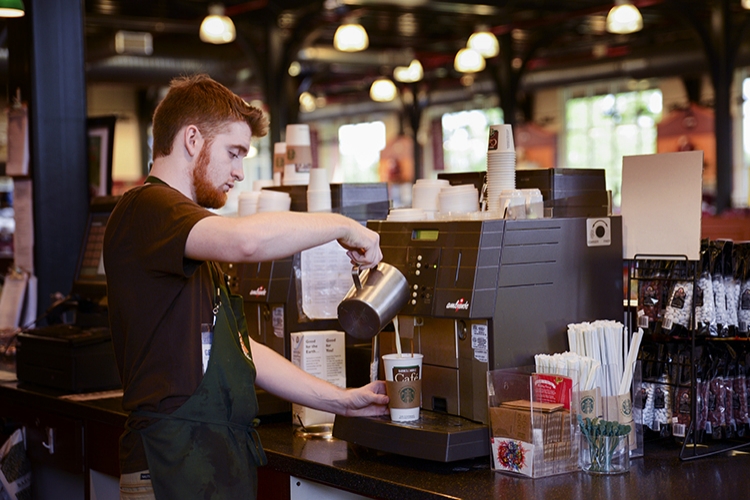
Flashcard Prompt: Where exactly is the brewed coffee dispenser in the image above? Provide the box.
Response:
[334,214,624,461]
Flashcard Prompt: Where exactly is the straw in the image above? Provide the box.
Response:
[393,316,402,357]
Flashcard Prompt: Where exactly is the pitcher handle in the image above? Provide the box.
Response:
[351,265,363,291]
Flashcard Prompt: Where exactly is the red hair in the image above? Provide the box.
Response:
[152,74,268,159]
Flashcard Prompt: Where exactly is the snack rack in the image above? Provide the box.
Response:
[626,251,750,461]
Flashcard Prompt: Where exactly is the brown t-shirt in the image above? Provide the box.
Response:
[103,180,217,473]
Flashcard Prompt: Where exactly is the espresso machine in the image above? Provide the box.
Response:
[223,183,390,415]
[333,214,624,461]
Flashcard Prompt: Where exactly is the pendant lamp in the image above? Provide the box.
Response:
[334,23,369,52]
[606,0,643,35]
[0,0,24,18]
[200,4,236,44]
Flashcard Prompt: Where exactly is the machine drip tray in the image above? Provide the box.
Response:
[333,410,489,462]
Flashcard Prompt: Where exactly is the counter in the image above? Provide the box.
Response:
[1,368,749,500]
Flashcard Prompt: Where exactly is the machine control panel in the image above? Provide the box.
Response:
[405,246,440,314]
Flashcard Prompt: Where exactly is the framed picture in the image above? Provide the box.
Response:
[86,116,116,197]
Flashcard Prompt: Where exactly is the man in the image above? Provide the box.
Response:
[103,74,389,500]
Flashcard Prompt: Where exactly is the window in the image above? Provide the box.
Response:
[565,88,662,207]
[336,121,386,183]
[442,107,503,173]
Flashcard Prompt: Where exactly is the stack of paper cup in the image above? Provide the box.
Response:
[238,191,261,216]
[438,184,479,215]
[284,124,312,186]
[307,168,332,212]
[412,178,450,216]
[257,189,291,212]
[273,142,286,178]
[486,124,516,213]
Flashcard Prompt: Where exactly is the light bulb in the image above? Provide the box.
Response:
[334,23,369,52]
[454,48,485,73]
[467,30,499,58]
[370,78,397,102]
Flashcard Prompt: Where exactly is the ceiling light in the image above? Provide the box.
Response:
[467,27,499,58]
[288,61,301,77]
[393,59,423,83]
[744,0,750,9]
[370,78,397,102]
[0,0,24,17]
[299,92,316,112]
[200,4,236,44]
[454,48,485,73]
[606,0,643,34]
[334,23,369,52]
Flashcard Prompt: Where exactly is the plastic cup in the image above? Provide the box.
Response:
[382,353,423,422]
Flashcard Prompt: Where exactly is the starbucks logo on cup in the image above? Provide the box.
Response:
[399,387,416,405]
[621,397,632,417]
[580,395,595,415]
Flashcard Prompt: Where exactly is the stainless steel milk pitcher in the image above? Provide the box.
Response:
[337,262,409,340]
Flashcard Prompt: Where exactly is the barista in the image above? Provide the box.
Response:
[103,74,389,500]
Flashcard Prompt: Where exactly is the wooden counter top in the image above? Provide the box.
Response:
[2,371,750,500]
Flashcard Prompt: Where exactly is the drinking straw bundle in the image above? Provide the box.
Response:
[566,320,644,398]
[534,351,600,392]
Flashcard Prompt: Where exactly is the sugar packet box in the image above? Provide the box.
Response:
[291,330,346,427]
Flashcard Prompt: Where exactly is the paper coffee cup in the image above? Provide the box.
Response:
[273,142,286,176]
[487,124,514,153]
[286,124,311,146]
[308,168,330,190]
[285,124,313,175]
[382,353,423,422]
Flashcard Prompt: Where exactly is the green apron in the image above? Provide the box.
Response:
[129,267,268,499]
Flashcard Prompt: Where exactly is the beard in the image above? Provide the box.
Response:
[193,143,227,209]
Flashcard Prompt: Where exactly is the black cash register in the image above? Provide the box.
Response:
[15,196,122,392]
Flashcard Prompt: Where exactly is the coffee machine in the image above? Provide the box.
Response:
[333,215,623,461]
[224,183,390,415]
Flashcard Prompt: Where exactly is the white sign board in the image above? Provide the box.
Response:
[620,151,702,261]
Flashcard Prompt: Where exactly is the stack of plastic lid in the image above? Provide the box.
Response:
[486,124,516,213]
[437,184,479,215]
[498,188,545,219]
[238,191,261,216]
[412,178,450,218]
[257,189,292,212]
[386,208,427,221]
